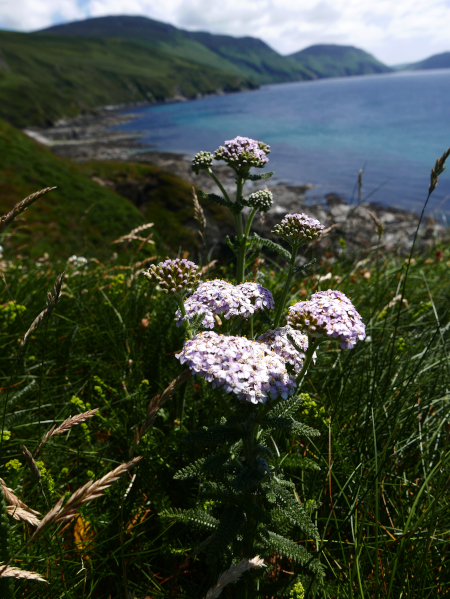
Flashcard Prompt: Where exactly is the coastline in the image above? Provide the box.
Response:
[24,108,448,255]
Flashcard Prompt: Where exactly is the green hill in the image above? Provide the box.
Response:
[289,44,392,78]
[40,15,313,84]
[0,30,255,128]
[405,52,450,71]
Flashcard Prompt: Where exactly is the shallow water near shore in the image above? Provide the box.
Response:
[116,70,450,219]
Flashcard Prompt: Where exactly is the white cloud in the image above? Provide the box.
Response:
[1,0,450,64]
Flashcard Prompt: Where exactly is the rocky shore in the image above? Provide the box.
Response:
[25,108,448,257]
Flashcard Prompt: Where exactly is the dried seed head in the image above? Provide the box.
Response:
[142,258,201,295]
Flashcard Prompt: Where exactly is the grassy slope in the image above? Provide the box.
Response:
[41,15,314,85]
[290,44,392,78]
[0,30,254,127]
[406,51,450,70]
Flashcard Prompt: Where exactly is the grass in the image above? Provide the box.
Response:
[0,220,449,596]
[0,31,254,128]
[0,119,220,258]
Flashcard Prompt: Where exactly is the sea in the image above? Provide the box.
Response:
[117,70,450,219]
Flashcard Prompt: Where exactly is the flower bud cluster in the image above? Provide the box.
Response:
[175,280,274,328]
[176,331,296,403]
[191,151,214,174]
[273,213,324,246]
[257,325,313,374]
[246,190,273,213]
[214,136,270,172]
[143,259,201,295]
[287,289,366,349]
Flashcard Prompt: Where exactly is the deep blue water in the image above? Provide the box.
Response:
[117,70,450,218]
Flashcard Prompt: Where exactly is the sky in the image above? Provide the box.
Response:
[1,0,450,65]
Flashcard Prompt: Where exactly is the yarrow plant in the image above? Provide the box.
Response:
[140,135,368,596]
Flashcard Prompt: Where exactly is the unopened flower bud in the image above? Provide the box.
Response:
[246,190,273,213]
[142,259,201,295]
[191,151,213,174]
[273,213,324,246]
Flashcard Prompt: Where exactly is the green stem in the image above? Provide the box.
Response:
[206,167,232,204]
[295,337,320,389]
[273,243,299,328]
[244,207,258,239]
[235,177,246,283]
[249,315,254,339]
[175,294,192,339]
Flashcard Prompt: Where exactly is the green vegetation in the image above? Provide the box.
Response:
[289,44,392,78]
[403,51,450,71]
[42,15,313,85]
[0,118,212,257]
[0,30,254,127]
[0,233,449,596]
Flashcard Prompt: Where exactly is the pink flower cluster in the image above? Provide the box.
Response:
[287,289,366,349]
[273,213,324,246]
[176,331,296,403]
[214,136,270,171]
[175,280,274,329]
[257,325,312,374]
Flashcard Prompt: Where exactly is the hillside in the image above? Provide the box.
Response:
[0,30,254,128]
[40,15,312,84]
[289,44,392,78]
[405,51,450,71]
[0,119,207,257]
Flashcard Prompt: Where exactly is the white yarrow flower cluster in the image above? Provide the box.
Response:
[175,280,274,329]
[257,325,312,374]
[176,331,296,403]
[68,255,88,267]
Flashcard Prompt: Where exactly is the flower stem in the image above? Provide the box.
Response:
[206,167,232,204]
[295,337,320,389]
[235,177,246,283]
[273,243,299,328]
[175,294,193,339]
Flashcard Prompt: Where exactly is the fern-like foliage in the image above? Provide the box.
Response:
[265,393,308,420]
[160,507,219,531]
[197,189,233,210]
[205,506,246,564]
[226,235,240,254]
[262,415,320,438]
[247,172,274,181]
[260,531,324,575]
[232,466,266,492]
[246,234,292,261]
[269,484,319,539]
[174,452,232,481]
[183,424,243,447]
[294,257,316,275]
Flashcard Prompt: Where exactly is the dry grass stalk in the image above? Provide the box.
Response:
[7,506,41,527]
[32,457,142,538]
[111,223,155,246]
[140,369,190,436]
[131,369,191,457]
[192,187,206,239]
[22,445,41,481]
[204,556,265,599]
[364,209,384,239]
[183,533,214,566]
[379,294,409,316]
[21,271,65,348]
[0,563,47,583]
[429,147,450,193]
[200,260,218,275]
[34,408,99,457]
[0,478,40,515]
[0,187,56,234]
[358,169,363,204]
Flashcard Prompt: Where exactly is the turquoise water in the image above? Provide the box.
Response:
[118,70,450,216]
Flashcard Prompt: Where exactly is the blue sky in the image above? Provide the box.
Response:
[0,0,449,64]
